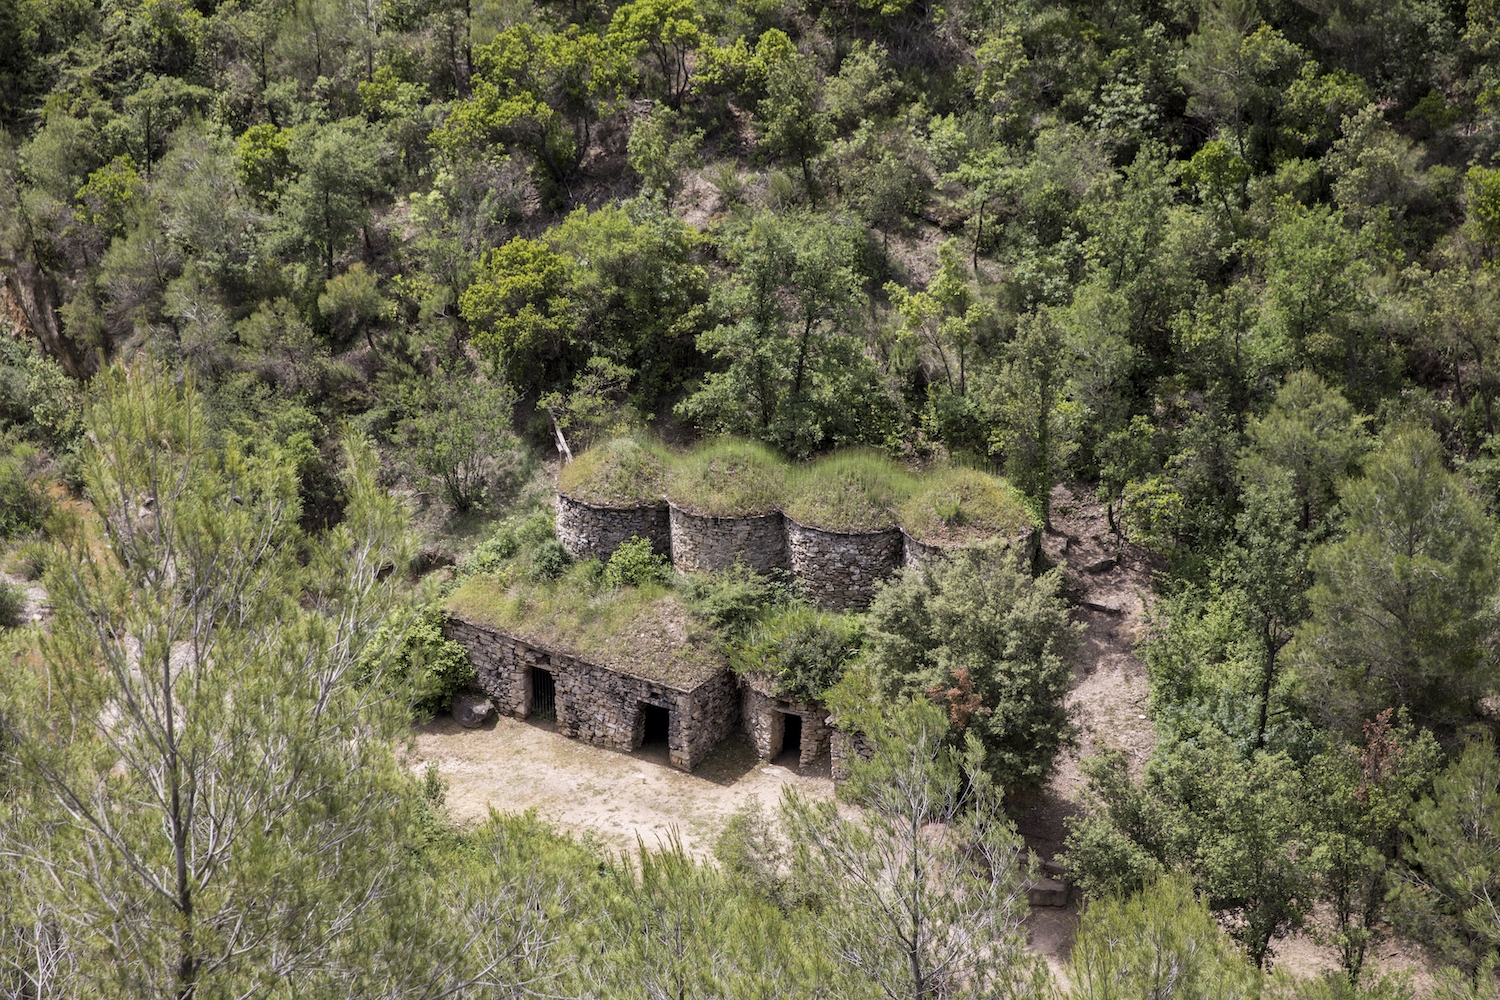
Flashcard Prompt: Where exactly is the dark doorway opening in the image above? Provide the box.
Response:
[530,669,556,723]
[775,711,802,769]
[640,703,670,747]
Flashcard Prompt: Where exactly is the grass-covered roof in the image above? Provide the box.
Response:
[664,438,787,518]
[556,435,670,508]
[781,450,915,532]
[446,569,726,690]
[898,466,1036,545]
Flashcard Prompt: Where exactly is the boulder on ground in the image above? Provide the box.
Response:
[452,693,495,728]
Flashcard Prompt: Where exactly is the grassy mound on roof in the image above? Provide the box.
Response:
[557,436,671,507]
[899,466,1036,545]
[782,450,916,532]
[665,438,788,517]
[445,566,724,689]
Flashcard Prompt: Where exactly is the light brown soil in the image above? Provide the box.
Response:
[410,714,834,858]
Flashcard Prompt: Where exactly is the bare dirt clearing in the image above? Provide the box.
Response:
[411,714,834,858]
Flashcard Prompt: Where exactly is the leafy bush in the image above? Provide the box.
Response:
[0,582,26,628]
[863,545,1077,790]
[729,604,862,701]
[0,448,52,539]
[461,527,521,576]
[366,607,477,719]
[782,450,915,532]
[665,438,788,517]
[393,371,526,513]
[679,566,789,636]
[602,536,672,589]
[1069,876,1260,1000]
[558,435,671,507]
[527,539,571,581]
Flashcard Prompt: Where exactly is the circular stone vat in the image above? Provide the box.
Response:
[900,527,1036,572]
[555,491,671,563]
[667,504,788,576]
[785,517,902,610]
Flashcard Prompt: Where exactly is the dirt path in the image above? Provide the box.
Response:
[410,715,834,858]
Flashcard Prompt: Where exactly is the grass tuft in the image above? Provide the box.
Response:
[665,438,788,517]
[782,450,916,532]
[557,435,671,508]
[898,466,1036,544]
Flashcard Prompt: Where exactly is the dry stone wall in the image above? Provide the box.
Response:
[785,518,902,609]
[741,674,833,771]
[445,615,738,772]
[668,504,788,575]
[900,527,1037,573]
[830,727,877,783]
[555,492,670,562]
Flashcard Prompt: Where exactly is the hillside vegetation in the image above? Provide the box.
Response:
[2,0,1500,992]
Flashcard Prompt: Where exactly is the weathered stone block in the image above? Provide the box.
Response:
[667,504,787,576]
[784,518,902,610]
[555,492,670,563]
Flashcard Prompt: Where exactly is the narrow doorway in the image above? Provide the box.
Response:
[530,668,556,723]
[774,711,802,769]
[640,703,670,747]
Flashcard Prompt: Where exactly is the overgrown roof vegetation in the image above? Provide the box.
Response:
[447,568,726,689]
[899,467,1035,545]
[664,438,788,517]
[781,450,915,532]
[567,436,1033,540]
[557,435,671,507]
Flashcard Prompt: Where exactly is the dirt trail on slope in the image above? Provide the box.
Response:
[1011,482,1159,974]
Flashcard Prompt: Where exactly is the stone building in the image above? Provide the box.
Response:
[447,613,738,772]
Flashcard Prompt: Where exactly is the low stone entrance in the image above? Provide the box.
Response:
[774,711,802,767]
[530,668,556,723]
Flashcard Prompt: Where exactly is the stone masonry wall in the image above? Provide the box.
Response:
[445,615,738,772]
[741,674,832,771]
[784,518,902,610]
[668,504,788,575]
[830,727,877,783]
[555,492,671,563]
[900,527,1037,573]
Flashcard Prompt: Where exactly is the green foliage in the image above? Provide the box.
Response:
[1065,729,1319,968]
[627,104,703,197]
[677,564,787,634]
[370,606,477,717]
[0,581,25,628]
[863,546,1077,790]
[728,603,861,701]
[602,535,671,588]
[1293,423,1498,737]
[1068,876,1260,1000]
[0,446,51,539]
[461,237,578,384]
[1389,736,1500,975]
[393,371,525,514]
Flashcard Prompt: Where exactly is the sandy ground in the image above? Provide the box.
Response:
[411,714,835,858]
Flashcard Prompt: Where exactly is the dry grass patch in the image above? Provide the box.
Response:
[557,436,671,507]
[665,439,787,517]
[782,450,915,532]
[899,466,1035,545]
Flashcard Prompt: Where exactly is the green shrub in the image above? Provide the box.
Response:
[782,449,915,532]
[527,539,571,580]
[679,566,789,636]
[461,527,521,575]
[729,603,863,701]
[666,438,788,517]
[0,582,26,629]
[0,449,52,539]
[365,607,477,719]
[898,466,1034,544]
[603,536,672,588]
[558,435,672,507]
